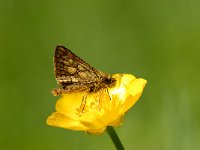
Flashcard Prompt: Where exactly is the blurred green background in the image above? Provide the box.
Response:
[0,0,200,150]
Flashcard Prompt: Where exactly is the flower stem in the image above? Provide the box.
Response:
[106,126,125,150]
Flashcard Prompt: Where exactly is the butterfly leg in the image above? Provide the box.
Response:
[52,88,63,96]
[96,89,104,110]
[76,93,88,116]
[106,88,111,101]
[95,88,111,111]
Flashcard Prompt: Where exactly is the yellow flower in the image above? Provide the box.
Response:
[47,74,147,134]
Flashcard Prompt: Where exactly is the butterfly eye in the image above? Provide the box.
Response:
[104,78,111,83]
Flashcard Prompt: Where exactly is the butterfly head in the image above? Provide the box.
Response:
[104,74,116,87]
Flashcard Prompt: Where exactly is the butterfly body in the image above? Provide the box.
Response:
[52,45,116,96]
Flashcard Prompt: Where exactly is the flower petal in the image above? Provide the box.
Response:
[80,91,123,132]
[56,92,85,120]
[47,112,88,131]
[87,127,106,134]
[122,78,147,113]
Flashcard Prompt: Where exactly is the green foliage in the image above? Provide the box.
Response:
[0,0,200,149]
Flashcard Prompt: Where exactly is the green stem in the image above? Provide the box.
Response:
[106,126,125,150]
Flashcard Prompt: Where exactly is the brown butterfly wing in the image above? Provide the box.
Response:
[54,45,108,88]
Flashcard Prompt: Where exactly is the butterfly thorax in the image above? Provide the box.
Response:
[88,75,116,92]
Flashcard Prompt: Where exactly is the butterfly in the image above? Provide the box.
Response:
[52,45,116,96]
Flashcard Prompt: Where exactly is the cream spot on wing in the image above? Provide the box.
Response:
[67,67,76,74]
[78,72,87,79]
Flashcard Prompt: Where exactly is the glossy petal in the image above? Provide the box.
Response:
[47,112,87,130]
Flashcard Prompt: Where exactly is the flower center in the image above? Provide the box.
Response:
[75,94,103,117]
